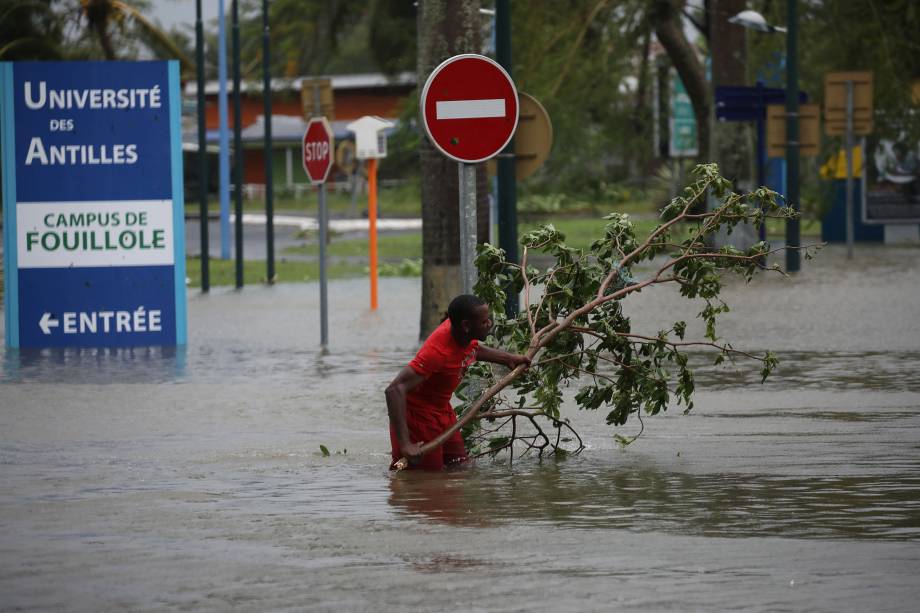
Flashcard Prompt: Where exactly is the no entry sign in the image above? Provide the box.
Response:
[421,54,519,164]
[303,117,333,184]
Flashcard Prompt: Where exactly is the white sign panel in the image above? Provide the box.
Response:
[17,200,174,268]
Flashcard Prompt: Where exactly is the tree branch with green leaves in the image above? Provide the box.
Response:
[395,164,821,469]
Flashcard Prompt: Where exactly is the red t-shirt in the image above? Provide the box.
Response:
[407,319,478,416]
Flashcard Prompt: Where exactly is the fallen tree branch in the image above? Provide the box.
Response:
[395,164,822,469]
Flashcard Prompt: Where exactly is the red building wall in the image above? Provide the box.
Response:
[203,88,410,130]
[203,86,411,184]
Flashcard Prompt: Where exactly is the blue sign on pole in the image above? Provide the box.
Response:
[670,72,697,158]
[1,61,187,348]
[715,85,807,122]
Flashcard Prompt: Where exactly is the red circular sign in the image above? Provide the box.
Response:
[302,117,334,184]
[421,54,519,164]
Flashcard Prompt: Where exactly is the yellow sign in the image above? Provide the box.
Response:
[820,146,863,180]
[301,78,335,120]
[766,103,820,157]
[487,92,553,180]
[824,71,873,136]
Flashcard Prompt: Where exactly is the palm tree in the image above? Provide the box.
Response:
[79,0,193,74]
[0,0,64,60]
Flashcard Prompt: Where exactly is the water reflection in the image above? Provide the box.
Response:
[389,470,494,528]
[387,456,920,539]
[2,345,187,384]
[692,351,920,392]
[589,351,920,393]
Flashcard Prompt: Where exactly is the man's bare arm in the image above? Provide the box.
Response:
[385,366,427,461]
[476,345,531,370]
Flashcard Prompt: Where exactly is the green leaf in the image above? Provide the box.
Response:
[613,433,637,448]
[319,445,330,457]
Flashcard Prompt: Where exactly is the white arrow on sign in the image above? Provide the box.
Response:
[39,312,59,335]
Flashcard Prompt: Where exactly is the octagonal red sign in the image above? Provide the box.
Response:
[421,54,519,164]
[302,117,334,184]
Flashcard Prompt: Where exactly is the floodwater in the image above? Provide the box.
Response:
[1,244,919,611]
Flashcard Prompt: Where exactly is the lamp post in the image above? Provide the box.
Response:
[495,0,518,316]
[729,2,800,272]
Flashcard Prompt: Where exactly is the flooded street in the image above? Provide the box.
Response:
[2,244,919,611]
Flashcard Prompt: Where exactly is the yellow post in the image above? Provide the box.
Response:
[368,158,378,310]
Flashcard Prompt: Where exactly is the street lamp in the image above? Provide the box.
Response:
[728,10,786,33]
[729,3,800,273]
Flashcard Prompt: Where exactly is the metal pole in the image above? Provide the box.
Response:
[368,158,379,310]
[232,0,244,288]
[314,85,328,345]
[262,0,275,283]
[195,0,209,292]
[318,180,328,346]
[458,163,478,294]
[784,0,800,272]
[495,0,518,314]
[217,0,230,260]
[756,82,766,246]
[845,80,854,259]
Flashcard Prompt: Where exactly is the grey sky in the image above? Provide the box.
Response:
[146,0,220,33]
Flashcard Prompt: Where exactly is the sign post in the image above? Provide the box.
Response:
[347,115,393,311]
[486,92,553,181]
[716,84,810,246]
[1,60,186,348]
[670,72,697,158]
[302,116,333,348]
[421,54,518,294]
[825,71,874,259]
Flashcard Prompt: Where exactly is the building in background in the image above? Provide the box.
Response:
[181,72,414,195]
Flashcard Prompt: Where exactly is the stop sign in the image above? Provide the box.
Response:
[421,54,518,164]
[302,117,334,184]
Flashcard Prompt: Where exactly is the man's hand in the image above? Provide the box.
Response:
[506,354,531,370]
[400,441,424,464]
[476,346,531,371]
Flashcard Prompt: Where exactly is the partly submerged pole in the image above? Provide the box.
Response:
[195,0,209,291]
[496,0,518,315]
[218,0,230,260]
[368,158,379,310]
[262,0,275,283]
[232,0,244,288]
[784,0,800,272]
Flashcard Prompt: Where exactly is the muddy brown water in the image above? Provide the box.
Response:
[1,245,919,611]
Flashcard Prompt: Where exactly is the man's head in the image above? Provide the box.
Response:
[447,294,492,342]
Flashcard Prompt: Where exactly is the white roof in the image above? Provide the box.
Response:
[184,71,416,96]
[181,114,399,145]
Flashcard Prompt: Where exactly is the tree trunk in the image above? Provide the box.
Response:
[709,0,749,188]
[708,0,757,249]
[417,0,488,340]
[85,0,116,60]
[649,0,710,164]
[628,27,653,181]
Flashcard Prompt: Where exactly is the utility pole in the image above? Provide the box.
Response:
[495,0,518,316]
[784,0,800,272]
[195,0,209,291]
[262,0,275,282]
[232,0,244,287]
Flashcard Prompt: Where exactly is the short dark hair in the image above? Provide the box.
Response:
[447,294,485,328]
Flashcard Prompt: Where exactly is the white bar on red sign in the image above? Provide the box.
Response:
[436,98,506,120]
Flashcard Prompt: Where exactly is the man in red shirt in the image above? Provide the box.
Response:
[386,294,530,470]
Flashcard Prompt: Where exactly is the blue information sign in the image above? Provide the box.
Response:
[715,85,807,122]
[1,61,186,348]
